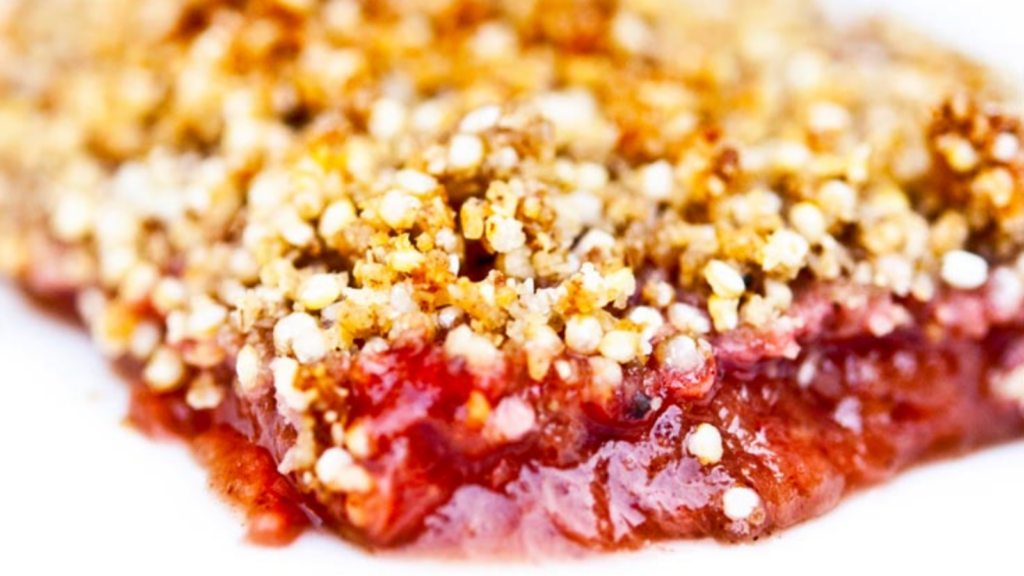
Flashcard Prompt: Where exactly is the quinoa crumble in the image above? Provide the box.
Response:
[2,0,1024,555]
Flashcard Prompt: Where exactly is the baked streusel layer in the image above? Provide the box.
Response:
[2,0,1024,555]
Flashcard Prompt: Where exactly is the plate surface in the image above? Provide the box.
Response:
[2,1,1023,574]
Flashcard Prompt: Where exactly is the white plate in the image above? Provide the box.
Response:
[2,2,1023,574]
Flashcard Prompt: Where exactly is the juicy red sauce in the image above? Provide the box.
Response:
[193,426,311,546]
[352,329,1024,555]
[125,324,1024,555]
[128,387,311,546]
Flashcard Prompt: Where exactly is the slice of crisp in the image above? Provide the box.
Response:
[1,0,1023,555]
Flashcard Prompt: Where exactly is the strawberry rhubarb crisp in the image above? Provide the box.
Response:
[2,0,1024,556]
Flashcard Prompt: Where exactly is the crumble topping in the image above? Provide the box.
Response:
[2,0,1024,543]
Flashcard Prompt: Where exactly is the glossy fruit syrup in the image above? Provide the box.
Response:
[127,321,1024,556]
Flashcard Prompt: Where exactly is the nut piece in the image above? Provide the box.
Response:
[185,373,225,410]
[235,344,261,393]
[459,105,501,133]
[484,396,537,442]
[722,486,762,521]
[588,356,624,393]
[565,315,604,354]
[598,329,639,363]
[485,215,526,253]
[186,298,228,338]
[762,229,810,273]
[524,322,564,380]
[668,303,712,335]
[941,250,988,290]
[315,447,374,494]
[444,325,499,372]
[447,133,485,170]
[395,169,438,195]
[991,133,1020,162]
[640,160,674,200]
[274,312,328,364]
[789,202,827,243]
[368,98,406,140]
[272,356,309,412]
[379,190,421,230]
[687,423,724,465]
[298,274,342,310]
[704,260,746,299]
[707,295,740,332]
[319,199,358,239]
[143,347,186,392]
[937,134,979,173]
[657,335,705,372]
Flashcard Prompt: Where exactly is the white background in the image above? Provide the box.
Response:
[2,1,1024,575]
